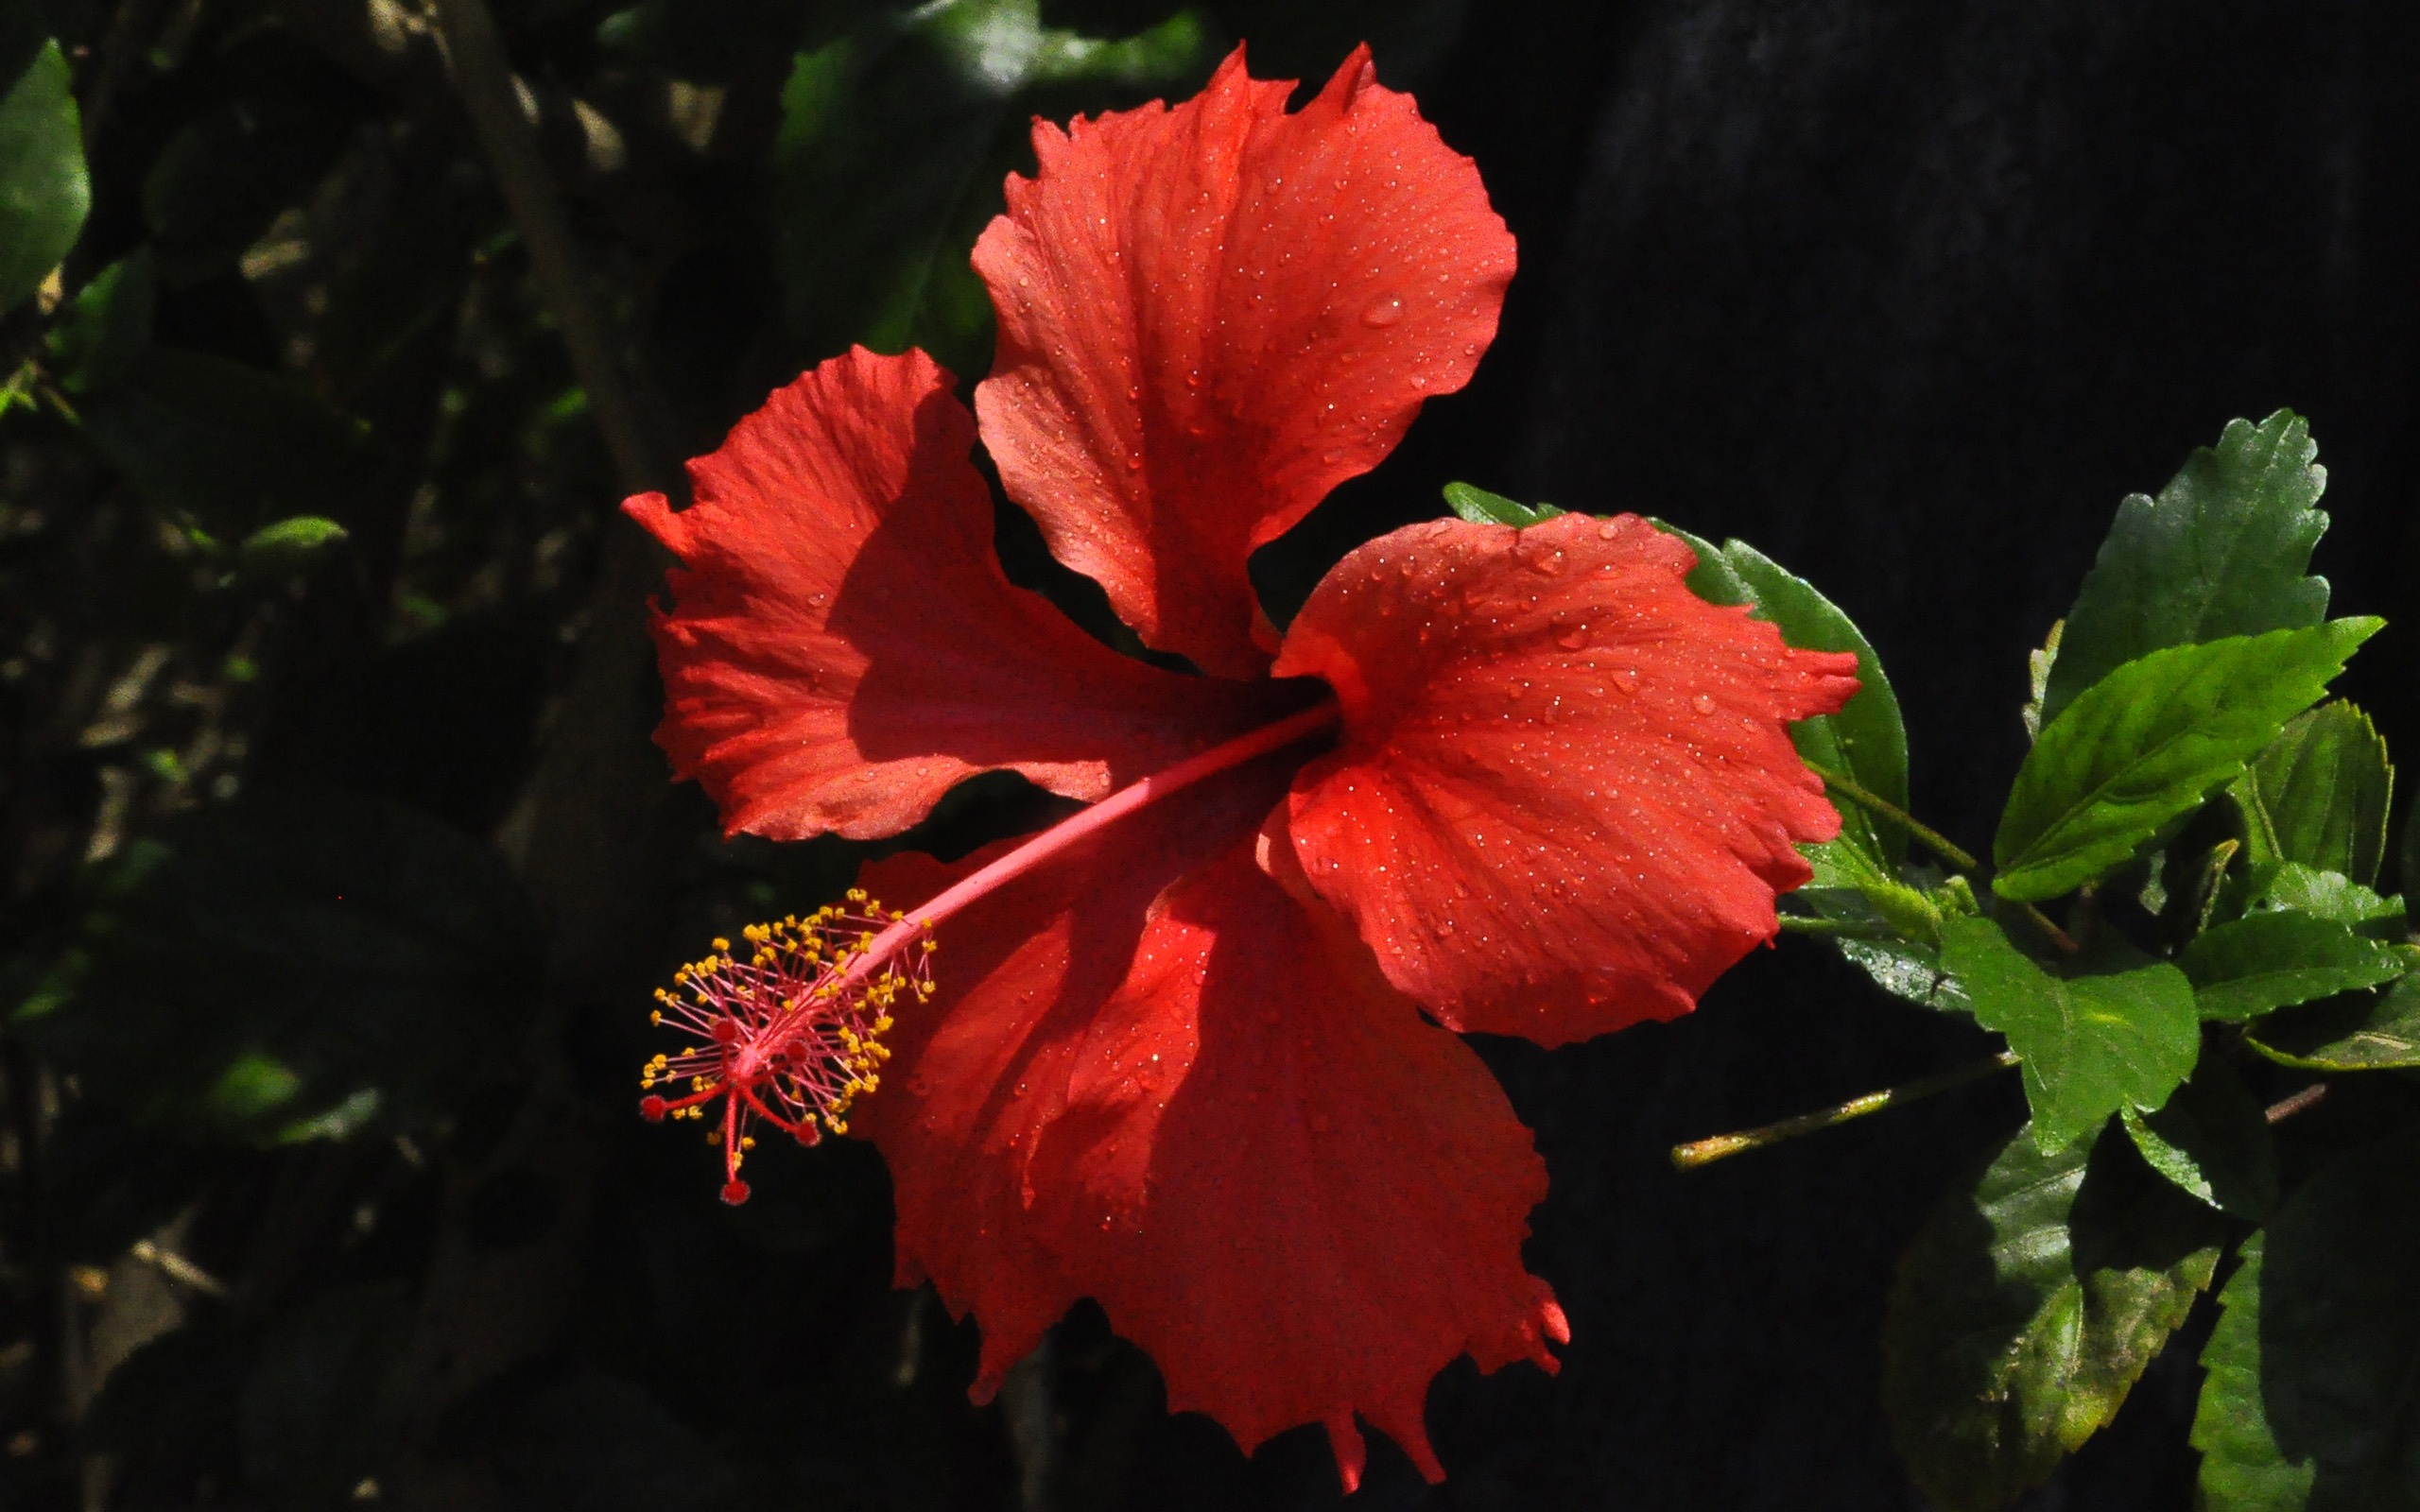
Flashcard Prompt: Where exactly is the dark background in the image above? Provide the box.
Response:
[3,1,2415,1508]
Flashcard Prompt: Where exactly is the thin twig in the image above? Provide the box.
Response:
[128,1240,229,1299]
[1671,1051,2021,1171]
[2263,1083,2328,1125]
[430,0,663,494]
[2011,900,2082,956]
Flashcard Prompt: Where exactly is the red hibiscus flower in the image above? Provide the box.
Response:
[626,44,1858,1490]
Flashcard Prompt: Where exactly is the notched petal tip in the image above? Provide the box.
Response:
[1324,1414,1369,1493]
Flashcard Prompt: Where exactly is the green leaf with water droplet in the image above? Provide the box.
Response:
[1993,620,2379,902]
[1885,1123,2225,1512]
[1940,917,2200,1153]
[2041,411,2330,730]
[0,29,88,311]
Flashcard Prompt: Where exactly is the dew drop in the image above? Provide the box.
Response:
[1690,693,1718,714]
[1360,295,1405,328]
[1596,521,1623,541]
[1552,619,1589,650]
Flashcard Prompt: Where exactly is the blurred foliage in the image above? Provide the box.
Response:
[4,2,2415,1509]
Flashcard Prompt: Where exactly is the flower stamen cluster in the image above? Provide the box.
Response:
[640,890,935,1203]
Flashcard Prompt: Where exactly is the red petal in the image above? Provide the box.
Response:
[1273,513,1860,1045]
[972,44,1516,678]
[625,347,1281,840]
[856,767,1561,1487]
[854,755,1291,1400]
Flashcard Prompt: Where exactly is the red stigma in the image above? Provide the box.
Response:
[638,893,936,1199]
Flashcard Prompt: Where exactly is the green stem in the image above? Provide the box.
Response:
[1803,762,1979,875]
[1670,1051,2021,1171]
[1776,914,1878,937]
[1802,761,2080,955]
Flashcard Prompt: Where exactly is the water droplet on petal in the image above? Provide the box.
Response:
[1553,619,1589,650]
[1690,693,1718,714]
[1596,521,1623,541]
[1360,295,1405,328]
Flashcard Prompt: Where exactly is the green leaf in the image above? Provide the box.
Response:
[1884,1125,2226,1511]
[2247,976,2420,1072]
[2119,1054,2278,1218]
[2235,701,2394,885]
[14,793,539,1143]
[1650,522,1912,883]
[45,246,157,393]
[2193,1237,2312,1512]
[0,31,88,311]
[1443,481,1563,527]
[2244,860,2407,937]
[234,515,351,582]
[2020,620,2062,743]
[1837,936,1977,1013]
[2402,786,2419,898]
[2179,910,2406,1021]
[77,348,374,540]
[139,96,348,284]
[1722,541,1910,871]
[2194,1133,2420,1510]
[2041,411,2330,730]
[775,0,1216,373]
[1993,620,2380,902]
[240,1285,414,1503]
[1940,917,2200,1152]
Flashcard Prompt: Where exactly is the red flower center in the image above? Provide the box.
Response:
[643,700,1342,1202]
[640,898,934,1203]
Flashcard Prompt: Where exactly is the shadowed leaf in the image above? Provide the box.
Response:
[1885,1125,2225,1512]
